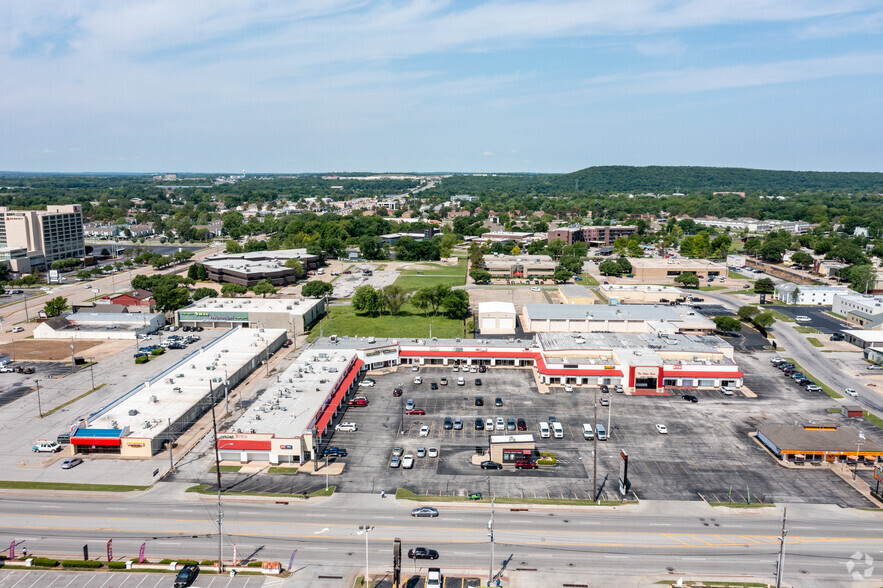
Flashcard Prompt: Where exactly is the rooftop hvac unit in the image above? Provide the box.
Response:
[150,395,158,403]
[143,421,151,429]
[111,420,118,429]
[128,408,139,415]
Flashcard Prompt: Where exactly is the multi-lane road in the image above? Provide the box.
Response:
[1,489,881,587]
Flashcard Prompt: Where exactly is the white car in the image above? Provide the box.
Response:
[414,376,422,384]
[530,287,541,292]
[485,417,494,430]
[845,388,859,397]
[655,424,668,434]
[495,417,505,431]
[452,366,460,372]
[719,386,734,395]
[11,327,24,333]
[470,366,477,373]
[402,454,415,469]
[795,315,811,323]
[428,447,439,458]
[359,379,375,387]
[564,384,573,392]
[806,385,822,392]
[412,365,419,372]
[335,422,357,432]
[419,425,430,437]
[84,284,91,289]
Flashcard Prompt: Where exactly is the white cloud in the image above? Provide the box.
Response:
[482,151,494,156]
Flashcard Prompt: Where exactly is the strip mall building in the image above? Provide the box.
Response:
[217,333,743,464]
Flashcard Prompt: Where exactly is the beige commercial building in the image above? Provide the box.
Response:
[598,284,684,304]
[176,296,325,334]
[483,254,557,279]
[522,304,715,335]
[478,302,517,335]
[558,284,596,305]
[0,205,85,271]
[629,258,726,283]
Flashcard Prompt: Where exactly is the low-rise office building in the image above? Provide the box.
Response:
[833,294,883,328]
[547,225,638,246]
[629,258,726,283]
[479,231,540,243]
[558,284,596,305]
[176,297,325,334]
[483,254,557,279]
[34,312,164,340]
[200,249,323,287]
[71,328,287,457]
[774,283,851,305]
[477,302,517,335]
[841,330,883,350]
[597,284,683,304]
[521,304,715,335]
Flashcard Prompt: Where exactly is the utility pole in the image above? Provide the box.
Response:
[854,431,866,480]
[775,507,787,588]
[593,387,598,501]
[88,357,95,391]
[168,418,174,473]
[70,338,76,374]
[488,497,495,586]
[607,391,611,435]
[34,379,43,417]
[209,382,224,573]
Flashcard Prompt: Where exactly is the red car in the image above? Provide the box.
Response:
[392,387,403,397]
[282,339,293,348]
[515,460,538,470]
[348,398,369,407]
[405,408,425,415]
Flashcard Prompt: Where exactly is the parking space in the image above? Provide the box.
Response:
[0,362,69,408]
[374,573,481,588]
[308,358,880,506]
[0,570,266,588]
[762,305,851,334]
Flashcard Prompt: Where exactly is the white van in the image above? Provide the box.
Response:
[539,422,551,438]
[595,424,607,441]
[795,315,811,323]
[552,422,564,439]
[582,423,594,440]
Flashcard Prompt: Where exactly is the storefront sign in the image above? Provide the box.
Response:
[107,539,112,562]
[603,365,615,370]
[126,442,145,448]
[280,445,293,450]
[634,367,658,378]
[875,464,883,483]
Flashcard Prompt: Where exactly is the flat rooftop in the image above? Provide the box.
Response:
[89,328,286,439]
[758,425,883,454]
[629,258,726,268]
[182,296,323,317]
[524,303,709,322]
[599,284,682,293]
[559,284,592,297]
[479,301,516,314]
[537,332,732,355]
[227,346,360,438]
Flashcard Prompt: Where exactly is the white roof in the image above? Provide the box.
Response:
[181,296,322,317]
[843,330,883,343]
[90,328,286,439]
[479,301,516,315]
[490,434,535,444]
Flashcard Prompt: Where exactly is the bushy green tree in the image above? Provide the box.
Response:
[754,278,775,294]
[352,285,382,316]
[43,296,70,317]
[302,280,333,297]
[192,287,218,300]
[221,283,248,297]
[713,316,741,332]
[674,272,699,288]
[252,280,277,297]
[598,260,621,276]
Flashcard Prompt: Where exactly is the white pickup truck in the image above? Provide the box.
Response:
[426,568,442,588]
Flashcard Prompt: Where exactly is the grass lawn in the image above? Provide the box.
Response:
[696,285,728,291]
[395,259,466,291]
[727,270,752,279]
[395,487,629,506]
[186,484,336,498]
[766,309,795,322]
[308,303,469,341]
[794,325,821,334]
[782,357,842,399]
[0,481,149,492]
[863,410,883,430]
[267,466,299,474]
[807,337,824,347]
[209,465,242,473]
[578,274,600,286]
[398,258,467,276]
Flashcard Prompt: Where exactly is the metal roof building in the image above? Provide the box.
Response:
[521,303,714,335]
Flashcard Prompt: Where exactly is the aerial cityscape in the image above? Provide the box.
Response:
[3,3,883,588]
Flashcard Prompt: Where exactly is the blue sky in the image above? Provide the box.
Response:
[3,0,883,173]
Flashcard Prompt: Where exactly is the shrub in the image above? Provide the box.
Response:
[201,560,217,566]
[537,452,557,466]
[32,557,59,567]
[61,560,102,568]
[247,561,263,567]
[150,347,165,356]
[176,560,200,565]
[108,561,127,569]
[134,355,150,364]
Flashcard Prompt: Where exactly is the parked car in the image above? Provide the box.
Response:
[411,507,439,518]
[468,492,482,500]
[720,386,734,396]
[515,460,538,470]
[795,315,811,323]
[61,458,83,469]
[453,417,462,430]
[600,385,609,394]
[440,377,448,385]
[830,333,844,341]
[443,417,453,430]
[517,418,527,431]
[806,385,822,392]
[174,564,199,588]
[507,417,516,430]
[494,397,503,407]
[475,378,482,386]
[474,396,484,406]
[431,382,439,390]
[457,377,465,386]
[600,397,609,406]
[11,326,24,333]
[428,447,439,458]
[474,417,484,430]
[406,399,415,410]
[867,365,883,371]
[417,447,426,458]
[480,461,503,470]
[495,417,505,431]
[335,422,357,432]
[389,456,402,468]
[408,547,440,560]
[392,447,404,457]
[419,426,430,437]
[478,365,487,373]
[392,387,403,397]
[402,455,414,469]
[323,446,347,457]
[406,408,426,415]
[682,394,698,403]
[348,398,368,407]
[414,376,423,384]
[359,379,375,387]
[564,384,573,392]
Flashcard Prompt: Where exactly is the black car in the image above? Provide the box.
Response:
[475,378,482,386]
[474,396,484,406]
[174,564,199,587]
[683,394,698,403]
[516,418,527,431]
[831,333,844,341]
[494,397,502,407]
[600,385,609,394]
[480,460,503,470]
[393,387,403,397]
[408,547,440,560]
[431,382,439,390]
[443,417,453,430]
[478,365,487,373]
[474,417,484,430]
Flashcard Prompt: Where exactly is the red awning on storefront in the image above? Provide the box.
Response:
[662,371,744,379]
[313,358,364,434]
[217,439,272,451]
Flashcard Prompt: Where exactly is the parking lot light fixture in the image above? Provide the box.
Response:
[358,524,374,583]
[854,431,866,481]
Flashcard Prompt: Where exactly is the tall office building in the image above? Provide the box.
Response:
[0,205,85,271]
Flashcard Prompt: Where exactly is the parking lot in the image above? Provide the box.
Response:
[0,362,70,408]
[761,304,851,334]
[0,570,266,588]
[220,357,881,506]
[466,286,549,315]
[330,265,399,299]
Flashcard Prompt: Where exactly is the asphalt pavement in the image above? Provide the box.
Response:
[762,304,851,334]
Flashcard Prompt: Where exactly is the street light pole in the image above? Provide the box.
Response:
[593,387,598,501]
[488,498,495,585]
[34,379,42,417]
[854,431,866,480]
[775,507,788,588]
[359,525,373,584]
[88,357,95,391]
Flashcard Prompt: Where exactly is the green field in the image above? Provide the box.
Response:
[308,303,469,341]
[727,270,752,279]
[578,274,600,286]
[807,337,824,347]
[766,309,794,322]
[697,285,728,291]
[394,259,467,291]
[794,325,821,334]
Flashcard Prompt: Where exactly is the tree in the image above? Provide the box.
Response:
[381,284,409,316]
[713,316,742,332]
[598,260,621,276]
[43,296,70,317]
[412,284,451,316]
[760,240,786,262]
[187,264,200,280]
[790,251,814,268]
[153,286,191,312]
[284,259,306,280]
[790,286,801,305]
[358,235,381,260]
[553,266,572,283]
[77,270,91,280]
[173,249,194,263]
[752,311,776,332]
[545,238,565,259]
[844,264,877,293]
[754,278,775,294]
[711,234,732,258]
[302,280,333,298]
[674,272,700,288]
[559,255,582,274]
[221,283,248,297]
[192,287,218,300]
[737,305,758,322]
[225,240,243,254]
[615,257,632,274]
[470,268,492,284]
[352,285,382,316]
[252,279,278,298]
[443,289,470,319]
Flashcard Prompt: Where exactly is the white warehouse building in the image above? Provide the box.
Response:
[773,283,851,305]
[478,301,517,335]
